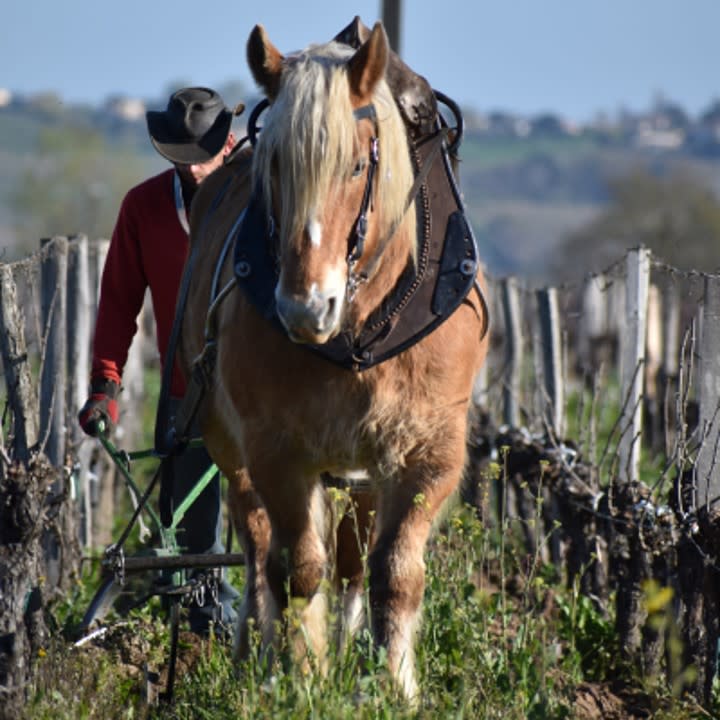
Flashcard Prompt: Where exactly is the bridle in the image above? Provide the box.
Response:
[248,98,383,305]
[346,103,379,301]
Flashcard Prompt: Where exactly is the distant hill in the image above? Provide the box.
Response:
[2,94,720,278]
[456,130,720,282]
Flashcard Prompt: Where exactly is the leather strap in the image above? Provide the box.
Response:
[154,175,234,456]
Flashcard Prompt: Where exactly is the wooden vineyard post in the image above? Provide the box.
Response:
[617,247,650,486]
[471,275,491,410]
[87,239,116,548]
[676,272,720,704]
[0,263,47,718]
[695,274,720,512]
[614,246,652,665]
[40,236,68,466]
[536,287,565,440]
[532,287,564,565]
[67,234,93,548]
[644,284,663,452]
[0,265,39,464]
[88,238,109,327]
[577,273,609,379]
[39,236,79,589]
[120,303,146,459]
[500,277,522,429]
[497,278,523,531]
[660,279,681,456]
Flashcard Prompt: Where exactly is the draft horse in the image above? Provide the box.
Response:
[178,19,489,699]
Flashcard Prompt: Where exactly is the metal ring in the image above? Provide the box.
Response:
[248,98,270,146]
[460,259,476,276]
[434,89,464,155]
[235,260,251,278]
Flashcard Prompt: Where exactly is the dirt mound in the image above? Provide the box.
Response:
[574,682,643,719]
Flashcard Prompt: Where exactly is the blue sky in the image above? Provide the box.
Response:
[2,0,718,122]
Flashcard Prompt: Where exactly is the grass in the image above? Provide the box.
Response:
[25,489,716,719]
[563,371,670,488]
[20,377,718,719]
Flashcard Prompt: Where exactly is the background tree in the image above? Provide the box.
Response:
[551,167,720,279]
[11,126,151,256]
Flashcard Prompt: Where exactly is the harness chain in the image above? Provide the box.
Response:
[355,127,446,296]
[361,138,432,335]
[345,104,380,300]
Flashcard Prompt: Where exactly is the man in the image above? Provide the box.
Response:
[78,86,241,636]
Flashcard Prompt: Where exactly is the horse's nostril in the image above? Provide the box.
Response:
[325,295,337,322]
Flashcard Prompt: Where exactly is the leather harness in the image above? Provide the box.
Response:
[155,39,489,459]
[230,103,485,371]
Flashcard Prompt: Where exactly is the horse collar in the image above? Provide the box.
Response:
[230,117,481,372]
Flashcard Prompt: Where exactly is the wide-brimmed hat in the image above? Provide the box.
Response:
[146,87,233,164]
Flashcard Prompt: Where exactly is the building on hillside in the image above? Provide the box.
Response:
[687,100,720,155]
[529,113,579,137]
[103,96,146,122]
[634,124,685,149]
[485,111,530,138]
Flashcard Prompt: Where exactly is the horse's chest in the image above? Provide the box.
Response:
[230,351,417,461]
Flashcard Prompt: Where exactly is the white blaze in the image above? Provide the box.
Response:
[307,216,323,248]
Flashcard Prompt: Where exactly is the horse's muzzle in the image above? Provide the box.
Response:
[275,288,341,344]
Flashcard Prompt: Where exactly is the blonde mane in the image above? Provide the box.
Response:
[253,41,416,246]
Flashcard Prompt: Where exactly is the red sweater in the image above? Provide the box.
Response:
[92,169,188,397]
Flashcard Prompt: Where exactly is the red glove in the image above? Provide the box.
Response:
[78,378,120,437]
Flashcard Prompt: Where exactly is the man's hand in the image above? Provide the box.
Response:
[78,378,120,437]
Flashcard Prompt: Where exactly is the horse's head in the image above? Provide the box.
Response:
[247,22,416,344]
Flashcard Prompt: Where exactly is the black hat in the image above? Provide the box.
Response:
[146,87,233,164]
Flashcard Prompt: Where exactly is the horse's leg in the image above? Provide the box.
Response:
[226,468,274,658]
[368,444,466,701]
[335,490,374,648]
[254,466,332,671]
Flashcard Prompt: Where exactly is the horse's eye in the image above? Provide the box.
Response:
[352,158,367,177]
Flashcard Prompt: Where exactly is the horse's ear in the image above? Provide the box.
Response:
[347,21,388,101]
[247,25,284,99]
[333,16,372,48]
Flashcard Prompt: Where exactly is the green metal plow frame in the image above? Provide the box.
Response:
[78,430,245,703]
[79,431,244,629]
[97,432,216,561]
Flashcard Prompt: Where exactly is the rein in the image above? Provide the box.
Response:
[154,174,235,456]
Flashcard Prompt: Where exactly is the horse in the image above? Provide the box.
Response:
[177,18,490,700]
